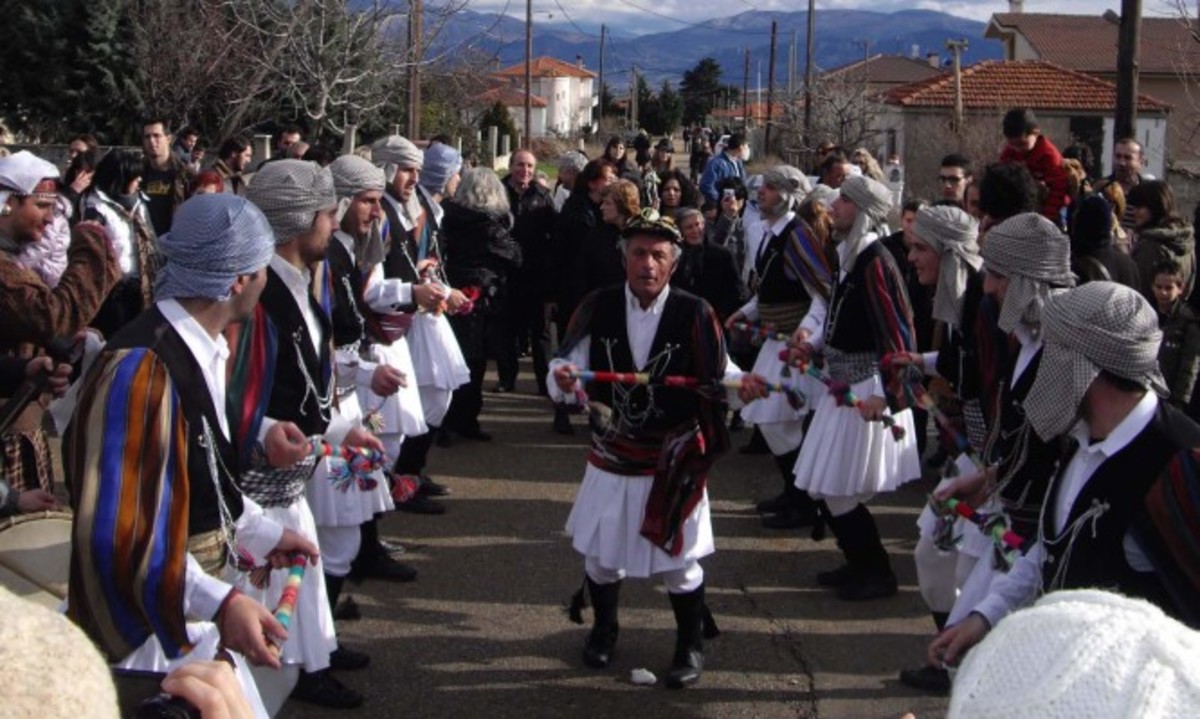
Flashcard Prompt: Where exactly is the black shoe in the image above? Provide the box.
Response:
[457,426,493,442]
[333,596,361,621]
[435,429,455,447]
[836,570,898,601]
[582,624,619,669]
[291,669,364,709]
[554,404,575,435]
[899,665,951,694]
[353,554,418,583]
[665,646,704,689]
[755,492,790,514]
[760,506,818,530]
[396,495,446,515]
[418,474,451,497]
[582,577,621,669]
[330,644,370,671]
[816,564,854,587]
[665,584,707,689]
[492,383,514,393]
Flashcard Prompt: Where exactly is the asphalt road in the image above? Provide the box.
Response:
[285,363,951,719]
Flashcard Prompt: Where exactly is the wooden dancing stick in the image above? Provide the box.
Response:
[569,369,802,395]
[786,353,906,441]
[269,554,309,658]
[728,321,791,343]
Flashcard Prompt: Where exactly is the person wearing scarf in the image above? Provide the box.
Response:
[234,160,385,709]
[371,135,470,504]
[929,281,1200,669]
[550,211,732,689]
[730,165,834,534]
[66,194,321,718]
[782,175,922,601]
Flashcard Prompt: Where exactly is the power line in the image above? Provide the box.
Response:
[548,0,598,38]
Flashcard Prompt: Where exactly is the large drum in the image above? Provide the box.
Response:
[0,510,72,610]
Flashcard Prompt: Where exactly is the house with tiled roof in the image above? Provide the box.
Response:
[485,56,598,138]
[823,53,946,92]
[985,9,1200,163]
[877,60,1171,200]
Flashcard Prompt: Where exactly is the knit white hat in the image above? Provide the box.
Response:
[0,585,119,718]
[0,150,60,206]
[949,590,1200,719]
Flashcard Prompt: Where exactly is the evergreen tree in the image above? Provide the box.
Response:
[680,57,723,126]
[478,101,520,148]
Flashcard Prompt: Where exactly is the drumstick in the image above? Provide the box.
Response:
[269,554,308,658]
[569,370,802,395]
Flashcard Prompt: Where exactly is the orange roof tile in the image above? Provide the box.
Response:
[473,85,548,108]
[987,13,1200,76]
[884,60,1170,113]
[494,56,597,79]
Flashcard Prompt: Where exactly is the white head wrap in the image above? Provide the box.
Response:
[329,154,387,269]
[1023,281,1167,440]
[155,191,275,301]
[915,205,982,327]
[806,184,840,211]
[245,159,337,244]
[949,590,1200,719]
[0,150,60,206]
[982,212,1075,335]
[760,165,812,215]
[837,175,894,272]
[370,135,424,183]
[420,143,463,196]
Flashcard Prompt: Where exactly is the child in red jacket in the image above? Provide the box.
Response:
[998,108,1069,225]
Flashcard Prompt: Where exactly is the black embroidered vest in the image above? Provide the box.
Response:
[326,237,369,349]
[260,268,334,437]
[755,217,813,308]
[104,308,243,536]
[826,241,895,353]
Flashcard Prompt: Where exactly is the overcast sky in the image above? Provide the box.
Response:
[472,0,1187,33]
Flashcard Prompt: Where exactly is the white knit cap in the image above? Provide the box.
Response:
[0,585,119,718]
[949,590,1200,719]
[0,150,60,206]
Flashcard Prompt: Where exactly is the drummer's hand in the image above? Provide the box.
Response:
[17,489,59,513]
[264,423,309,468]
[857,395,888,422]
[737,373,769,404]
[161,660,254,719]
[266,528,320,569]
[553,363,579,394]
[217,591,286,669]
[370,365,407,396]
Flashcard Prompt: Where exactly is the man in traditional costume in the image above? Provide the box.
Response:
[729,165,832,532]
[787,175,922,601]
[929,281,1200,668]
[236,160,384,709]
[550,210,730,689]
[0,151,120,493]
[323,154,426,585]
[371,135,469,507]
[65,193,320,718]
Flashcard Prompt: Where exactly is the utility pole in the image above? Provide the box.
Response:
[788,29,797,96]
[946,38,968,139]
[743,48,750,129]
[631,65,639,130]
[766,20,778,155]
[597,24,606,125]
[804,0,815,163]
[1115,0,1142,139]
[524,0,533,148]
[407,0,422,139]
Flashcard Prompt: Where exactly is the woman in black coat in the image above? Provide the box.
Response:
[673,207,741,320]
[440,167,522,442]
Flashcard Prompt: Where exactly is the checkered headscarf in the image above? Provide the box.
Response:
[245,159,337,244]
[329,155,386,269]
[1024,282,1167,441]
[155,194,275,301]
[370,135,424,184]
[837,175,894,272]
[981,212,1075,334]
[916,205,981,328]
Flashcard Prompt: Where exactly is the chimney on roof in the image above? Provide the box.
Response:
[911,44,920,59]
[576,54,584,69]
[926,51,940,68]
[1009,0,1024,12]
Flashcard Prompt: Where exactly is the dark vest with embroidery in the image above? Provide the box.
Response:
[105,308,243,536]
[260,268,333,437]
[1041,403,1200,609]
[755,218,813,306]
[382,190,442,289]
[587,286,706,474]
[825,241,897,353]
[326,236,369,349]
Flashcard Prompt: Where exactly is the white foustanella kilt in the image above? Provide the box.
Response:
[307,391,393,528]
[793,376,921,498]
[408,312,470,390]
[359,337,428,441]
[230,496,336,671]
[565,463,714,576]
[739,337,814,426]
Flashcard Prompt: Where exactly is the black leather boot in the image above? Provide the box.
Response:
[582,577,620,669]
[665,584,706,689]
[833,504,897,601]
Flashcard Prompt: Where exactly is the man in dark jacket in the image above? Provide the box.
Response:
[504,149,557,394]
[140,119,193,235]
